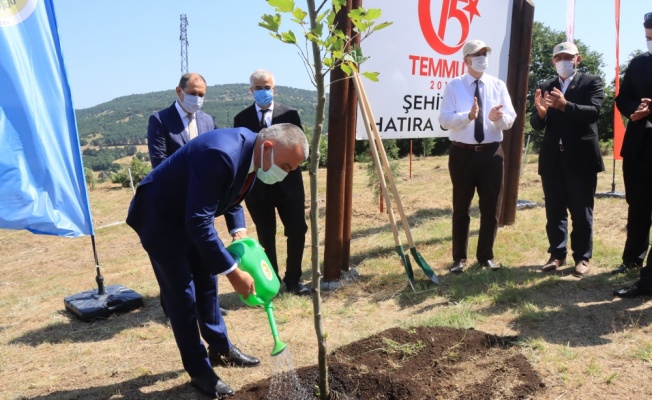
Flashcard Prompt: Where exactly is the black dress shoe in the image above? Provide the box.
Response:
[287,282,311,296]
[613,282,652,298]
[190,371,234,398]
[611,261,640,275]
[450,260,465,273]
[209,345,260,367]
[480,259,501,271]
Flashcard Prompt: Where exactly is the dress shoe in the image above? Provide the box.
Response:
[209,345,260,368]
[611,261,641,275]
[190,371,234,398]
[573,259,590,276]
[287,282,311,296]
[480,259,501,271]
[613,281,652,298]
[541,256,565,272]
[450,260,465,273]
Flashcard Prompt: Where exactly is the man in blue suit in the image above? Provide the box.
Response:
[127,123,309,398]
[147,72,217,168]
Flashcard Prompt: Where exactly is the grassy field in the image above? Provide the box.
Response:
[1,152,651,399]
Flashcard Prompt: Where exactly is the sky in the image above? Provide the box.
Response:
[53,1,651,109]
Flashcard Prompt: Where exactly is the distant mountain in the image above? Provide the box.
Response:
[75,84,324,147]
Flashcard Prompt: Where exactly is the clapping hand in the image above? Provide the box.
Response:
[546,87,567,111]
[534,89,549,118]
[630,98,651,122]
[468,97,480,121]
[489,105,504,122]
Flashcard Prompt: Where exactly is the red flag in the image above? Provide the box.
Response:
[613,0,625,160]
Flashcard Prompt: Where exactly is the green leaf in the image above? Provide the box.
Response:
[362,71,379,82]
[281,30,297,44]
[259,13,281,32]
[292,7,307,22]
[332,0,346,14]
[268,0,294,13]
[341,63,352,75]
[312,21,323,38]
[371,21,393,33]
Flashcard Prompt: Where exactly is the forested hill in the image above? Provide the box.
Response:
[75,84,321,147]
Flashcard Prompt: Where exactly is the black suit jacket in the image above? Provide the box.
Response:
[616,52,652,160]
[147,102,217,168]
[530,73,605,176]
[233,102,304,198]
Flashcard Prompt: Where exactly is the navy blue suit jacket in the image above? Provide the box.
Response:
[127,128,257,274]
[147,102,217,168]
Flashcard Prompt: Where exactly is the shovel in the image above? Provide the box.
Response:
[354,74,439,285]
[353,75,416,290]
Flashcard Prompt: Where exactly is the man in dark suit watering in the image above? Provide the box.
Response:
[530,42,604,276]
[146,73,233,319]
[234,69,310,296]
[127,124,309,398]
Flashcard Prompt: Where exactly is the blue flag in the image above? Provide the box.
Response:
[0,0,94,237]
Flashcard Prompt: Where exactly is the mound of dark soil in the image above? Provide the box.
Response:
[237,326,545,399]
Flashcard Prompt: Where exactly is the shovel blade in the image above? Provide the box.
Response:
[410,248,439,285]
[395,246,416,290]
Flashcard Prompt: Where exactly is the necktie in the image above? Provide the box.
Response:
[259,109,269,128]
[187,113,198,140]
[233,172,256,205]
[474,80,484,144]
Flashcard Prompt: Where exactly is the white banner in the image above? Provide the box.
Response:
[566,0,575,42]
[357,0,514,139]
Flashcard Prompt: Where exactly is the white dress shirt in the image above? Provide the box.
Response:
[174,101,195,137]
[439,73,517,144]
[256,101,274,127]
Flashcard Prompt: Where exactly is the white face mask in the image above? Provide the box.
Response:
[257,143,288,185]
[647,40,652,55]
[555,60,576,79]
[470,55,488,72]
[179,93,203,114]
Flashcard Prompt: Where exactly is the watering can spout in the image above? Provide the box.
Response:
[227,238,287,356]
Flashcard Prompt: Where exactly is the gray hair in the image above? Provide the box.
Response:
[249,69,275,87]
[178,73,206,89]
[259,123,309,161]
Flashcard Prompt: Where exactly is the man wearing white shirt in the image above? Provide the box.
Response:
[439,39,516,274]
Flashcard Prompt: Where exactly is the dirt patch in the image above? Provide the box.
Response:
[237,326,544,399]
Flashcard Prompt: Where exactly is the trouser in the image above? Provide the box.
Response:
[541,154,597,263]
[448,142,504,262]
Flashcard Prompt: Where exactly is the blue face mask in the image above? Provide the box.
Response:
[257,143,288,185]
[180,93,203,113]
[253,89,273,107]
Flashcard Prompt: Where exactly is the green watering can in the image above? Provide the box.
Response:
[227,237,287,356]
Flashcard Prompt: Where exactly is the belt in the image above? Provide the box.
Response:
[450,141,497,152]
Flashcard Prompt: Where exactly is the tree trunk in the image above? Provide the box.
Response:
[306,1,329,399]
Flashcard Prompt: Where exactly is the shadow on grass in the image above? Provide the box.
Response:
[9,295,168,346]
[432,264,652,347]
[28,370,208,400]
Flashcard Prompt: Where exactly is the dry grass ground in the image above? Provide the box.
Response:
[1,152,651,399]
